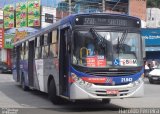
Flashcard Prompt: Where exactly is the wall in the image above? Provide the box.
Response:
[129,0,146,21]
[146,8,160,28]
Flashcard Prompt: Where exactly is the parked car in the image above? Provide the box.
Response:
[0,62,12,74]
[144,64,150,77]
[148,65,160,84]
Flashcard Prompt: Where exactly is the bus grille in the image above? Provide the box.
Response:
[84,71,138,76]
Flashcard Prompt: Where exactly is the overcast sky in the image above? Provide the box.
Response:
[0,0,61,8]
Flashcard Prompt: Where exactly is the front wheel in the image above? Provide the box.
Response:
[48,79,63,105]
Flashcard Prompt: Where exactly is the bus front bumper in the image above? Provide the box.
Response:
[69,78,144,100]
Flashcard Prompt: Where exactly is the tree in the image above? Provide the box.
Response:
[147,0,160,8]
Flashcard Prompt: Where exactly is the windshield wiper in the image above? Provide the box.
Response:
[89,28,105,47]
[117,30,128,53]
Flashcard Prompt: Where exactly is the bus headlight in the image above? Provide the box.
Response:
[72,73,80,81]
[71,73,92,88]
[85,82,92,88]
[79,80,85,85]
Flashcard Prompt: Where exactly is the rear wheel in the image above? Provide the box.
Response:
[102,99,111,104]
[48,79,63,105]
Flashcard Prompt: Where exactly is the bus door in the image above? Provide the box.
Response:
[59,28,70,96]
[28,40,35,87]
[16,46,20,82]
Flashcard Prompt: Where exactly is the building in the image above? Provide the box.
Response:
[146,8,160,28]
[141,7,160,61]
[141,28,160,61]
[129,0,146,21]
[56,0,146,22]
[0,8,11,66]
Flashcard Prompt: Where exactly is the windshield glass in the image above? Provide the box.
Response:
[72,29,142,68]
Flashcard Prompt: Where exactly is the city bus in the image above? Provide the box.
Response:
[13,13,144,104]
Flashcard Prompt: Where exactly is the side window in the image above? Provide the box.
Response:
[50,44,58,57]
[49,30,58,58]
[35,47,42,59]
[37,36,40,47]
[44,33,48,45]
[42,33,49,58]
[24,41,28,60]
[52,30,57,43]
[42,45,49,58]
[20,44,24,60]
[35,36,42,59]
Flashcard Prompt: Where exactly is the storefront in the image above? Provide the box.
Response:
[141,28,160,60]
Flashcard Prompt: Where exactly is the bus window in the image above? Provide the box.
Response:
[37,36,40,47]
[52,30,57,43]
[73,29,141,67]
[35,47,42,59]
[50,44,58,58]
[24,41,28,60]
[20,44,24,60]
[35,48,38,59]
[49,30,58,58]
[73,30,112,67]
[35,36,42,59]
[44,33,48,45]
[42,46,49,58]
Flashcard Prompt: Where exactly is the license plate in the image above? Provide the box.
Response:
[106,90,119,95]
[152,77,158,80]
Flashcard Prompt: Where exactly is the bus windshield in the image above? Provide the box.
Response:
[72,29,142,68]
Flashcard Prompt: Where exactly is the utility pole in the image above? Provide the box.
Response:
[69,0,71,15]
[102,0,105,12]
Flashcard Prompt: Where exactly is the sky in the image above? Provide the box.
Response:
[0,0,61,8]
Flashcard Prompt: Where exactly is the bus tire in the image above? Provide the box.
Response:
[48,79,63,105]
[21,74,29,91]
[102,99,111,104]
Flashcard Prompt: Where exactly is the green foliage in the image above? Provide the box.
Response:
[147,0,160,8]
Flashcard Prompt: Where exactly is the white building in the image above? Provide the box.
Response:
[146,8,160,28]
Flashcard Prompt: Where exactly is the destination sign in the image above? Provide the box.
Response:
[75,15,141,28]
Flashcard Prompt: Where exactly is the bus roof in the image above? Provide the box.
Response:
[14,13,140,46]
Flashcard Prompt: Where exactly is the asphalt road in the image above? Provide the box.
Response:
[0,74,160,114]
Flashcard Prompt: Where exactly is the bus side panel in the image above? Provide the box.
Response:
[34,59,44,91]
[20,60,29,86]
[33,58,59,93]
[43,58,58,93]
